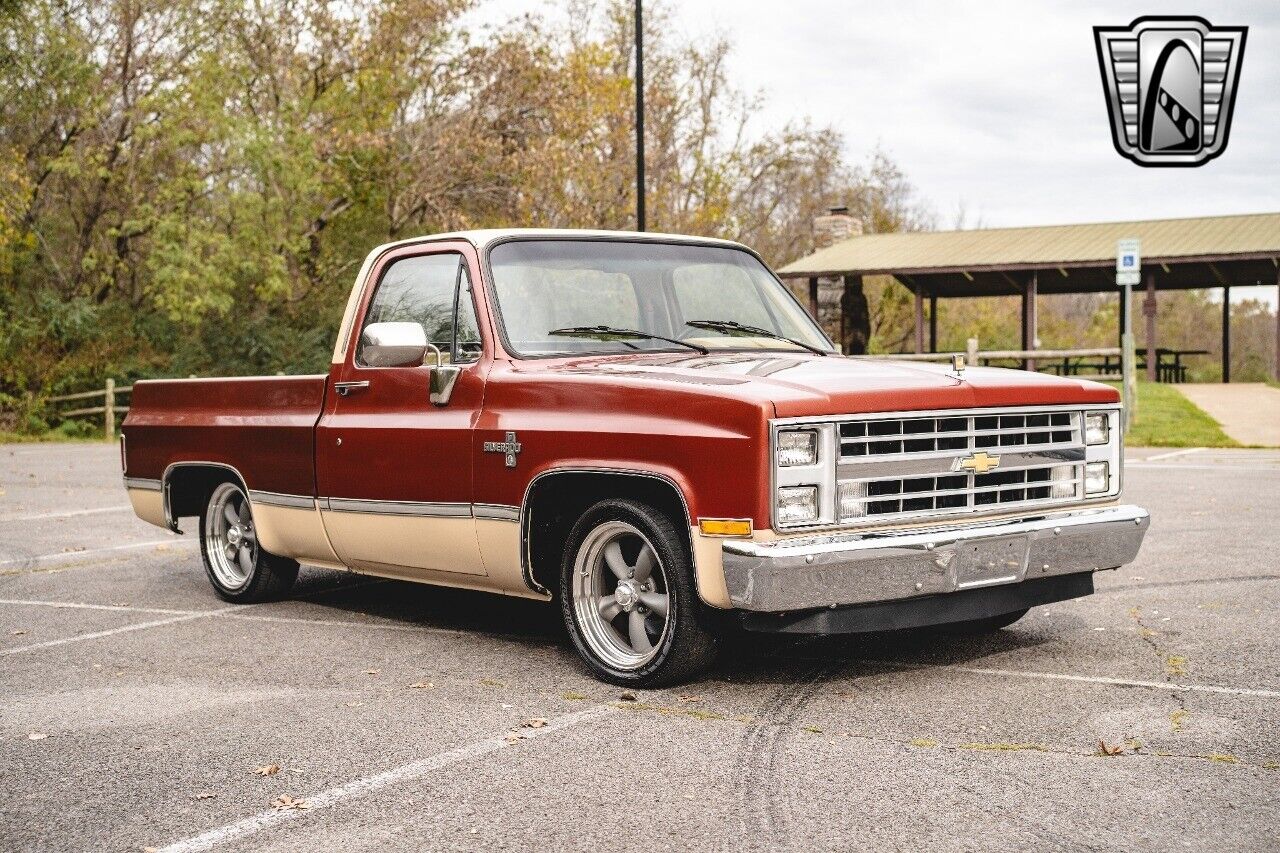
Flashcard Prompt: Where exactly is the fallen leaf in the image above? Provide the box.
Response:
[11,629,26,636]
[27,732,48,741]
[271,795,310,811]
[1097,739,1124,756]
[363,669,380,676]
[345,701,362,708]
[618,691,637,702]
[504,732,528,744]
[677,695,701,703]
[194,792,217,800]
[479,678,505,687]
[520,718,548,729]
[407,681,433,689]
[561,691,588,701]
[254,764,280,776]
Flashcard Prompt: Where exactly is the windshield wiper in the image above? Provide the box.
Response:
[684,319,830,356]
[548,325,709,355]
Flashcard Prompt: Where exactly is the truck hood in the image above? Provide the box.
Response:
[524,351,1120,418]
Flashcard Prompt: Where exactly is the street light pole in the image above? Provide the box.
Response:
[634,0,645,232]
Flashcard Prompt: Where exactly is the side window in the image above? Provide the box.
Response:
[359,253,482,365]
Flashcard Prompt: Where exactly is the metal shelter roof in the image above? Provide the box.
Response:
[777,212,1280,296]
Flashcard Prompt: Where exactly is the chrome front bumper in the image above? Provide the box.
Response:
[721,505,1149,612]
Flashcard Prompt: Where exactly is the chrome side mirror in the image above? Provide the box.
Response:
[425,344,462,406]
[361,322,427,367]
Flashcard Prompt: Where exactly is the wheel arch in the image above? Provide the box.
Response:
[162,462,250,533]
[520,468,694,598]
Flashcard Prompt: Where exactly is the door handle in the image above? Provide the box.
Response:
[333,380,370,397]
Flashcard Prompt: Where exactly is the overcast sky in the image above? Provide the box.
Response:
[472,0,1279,300]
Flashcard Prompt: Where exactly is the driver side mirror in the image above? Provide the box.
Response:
[425,344,461,407]
[361,322,427,367]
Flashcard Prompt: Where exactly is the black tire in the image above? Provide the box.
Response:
[941,607,1030,635]
[560,498,718,687]
[198,481,298,603]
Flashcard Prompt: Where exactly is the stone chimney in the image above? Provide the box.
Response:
[813,206,862,250]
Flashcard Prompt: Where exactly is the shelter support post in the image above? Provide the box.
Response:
[1021,272,1038,372]
[1144,271,1157,383]
[1222,285,1231,383]
[841,274,871,355]
[807,277,819,321]
[913,287,924,354]
[1118,288,1127,350]
[1275,265,1280,381]
[929,295,938,353]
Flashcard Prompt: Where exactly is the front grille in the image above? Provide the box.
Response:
[838,409,1084,523]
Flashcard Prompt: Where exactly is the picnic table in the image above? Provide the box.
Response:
[1043,348,1208,383]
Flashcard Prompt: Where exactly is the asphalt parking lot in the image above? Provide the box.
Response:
[1,443,1278,852]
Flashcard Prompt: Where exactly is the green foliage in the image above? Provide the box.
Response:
[3,0,931,434]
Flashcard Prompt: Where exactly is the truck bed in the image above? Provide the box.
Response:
[123,376,328,497]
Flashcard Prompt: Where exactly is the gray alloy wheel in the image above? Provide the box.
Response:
[560,498,718,686]
[570,520,672,671]
[198,481,298,603]
[204,482,258,592]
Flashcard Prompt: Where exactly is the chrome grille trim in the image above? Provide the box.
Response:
[771,403,1123,531]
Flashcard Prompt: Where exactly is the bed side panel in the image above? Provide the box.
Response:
[122,376,327,497]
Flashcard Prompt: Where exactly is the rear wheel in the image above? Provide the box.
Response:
[199,482,298,603]
[560,499,717,687]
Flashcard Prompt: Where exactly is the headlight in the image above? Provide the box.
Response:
[837,481,868,520]
[777,486,819,525]
[1049,464,1076,499]
[777,430,818,467]
[1085,412,1110,445]
[1084,461,1110,495]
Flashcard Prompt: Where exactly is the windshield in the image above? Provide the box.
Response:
[487,239,834,357]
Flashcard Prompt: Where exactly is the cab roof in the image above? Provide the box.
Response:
[368,228,750,256]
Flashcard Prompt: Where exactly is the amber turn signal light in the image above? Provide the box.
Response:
[698,518,753,537]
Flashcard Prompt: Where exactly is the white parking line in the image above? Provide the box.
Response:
[0,538,196,569]
[1125,463,1280,472]
[0,597,196,615]
[865,659,1280,700]
[1,607,234,656]
[0,596,508,641]
[1141,447,1206,462]
[153,704,615,853]
[0,505,133,523]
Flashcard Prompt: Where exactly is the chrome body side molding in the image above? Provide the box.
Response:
[248,490,316,509]
[323,497,473,518]
[123,477,162,492]
[473,503,520,521]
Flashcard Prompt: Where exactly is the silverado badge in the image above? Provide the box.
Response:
[484,431,523,468]
[956,451,1000,475]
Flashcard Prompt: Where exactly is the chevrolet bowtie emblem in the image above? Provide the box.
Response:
[956,451,1000,475]
[483,431,522,468]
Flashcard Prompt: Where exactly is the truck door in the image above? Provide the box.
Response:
[315,242,489,578]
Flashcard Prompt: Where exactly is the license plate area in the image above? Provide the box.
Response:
[954,534,1030,590]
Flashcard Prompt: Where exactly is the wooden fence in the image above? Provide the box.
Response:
[46,379,132,440]
[860,337,1137,425]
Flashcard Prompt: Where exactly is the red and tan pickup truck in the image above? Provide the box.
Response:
[122,229,1148,685]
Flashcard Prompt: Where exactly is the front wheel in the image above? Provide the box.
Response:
[560,499,718,687]
[199,482,298,603]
